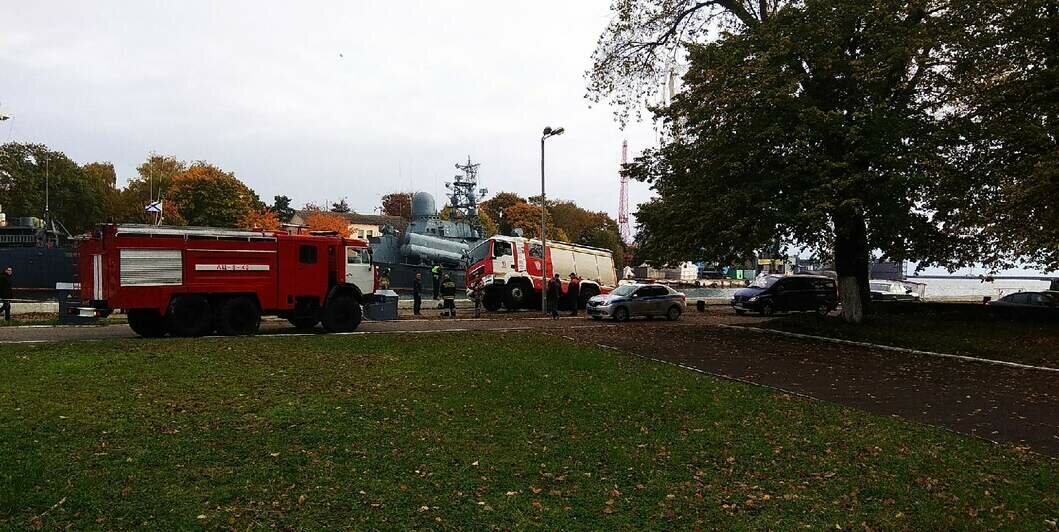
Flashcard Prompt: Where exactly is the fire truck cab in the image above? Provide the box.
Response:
[78,224,376,337]
[465,235,617,311]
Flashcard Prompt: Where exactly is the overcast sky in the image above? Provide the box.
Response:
[0,0,658,221]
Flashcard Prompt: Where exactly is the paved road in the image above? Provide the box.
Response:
[4,311,1056,455]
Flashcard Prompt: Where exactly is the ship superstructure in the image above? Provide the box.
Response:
[370,157,489,291]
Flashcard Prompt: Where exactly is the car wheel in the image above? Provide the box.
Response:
[816,303,831,316]
[734,309,747,316]
[760,301,775,317]
[613,307,630,322]
[322,295,363,333]
[127,309,167,338]
[217,297,261,336]
[666,305,682,321]
[167,295,214,337]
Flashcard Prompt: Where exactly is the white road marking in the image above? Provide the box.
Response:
[717,323,1059,373]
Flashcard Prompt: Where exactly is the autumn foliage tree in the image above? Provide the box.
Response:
[503,202,568,242]
[167,163,260,227]
[380,192,414,219]
[240,209,281,231]
[304,211,351,237]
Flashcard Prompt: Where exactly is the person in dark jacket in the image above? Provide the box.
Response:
[547,273,562,319]
[441,274,457,318]
[0,266,12,321]
[412,272,423,316]
[567,273,581,316]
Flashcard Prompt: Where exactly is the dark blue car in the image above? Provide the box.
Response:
[731,274,837,316]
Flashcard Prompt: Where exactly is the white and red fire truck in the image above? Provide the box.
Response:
[78,224,377,337]
[464,235,617,311]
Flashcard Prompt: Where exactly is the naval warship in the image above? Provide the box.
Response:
[370,158,488,292]
[0,206,77,297]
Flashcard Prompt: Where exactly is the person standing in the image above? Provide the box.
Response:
[567,273,581,316]
[441,273,457,318]
[547,273,562,320]
[431,264,442,300]
[0,267,12,322]
[472,279,483,318]
[412,272,423,316]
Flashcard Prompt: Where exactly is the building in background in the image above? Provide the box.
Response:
[288,211,406,239]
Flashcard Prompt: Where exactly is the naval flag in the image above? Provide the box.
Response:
[145,201,162,214]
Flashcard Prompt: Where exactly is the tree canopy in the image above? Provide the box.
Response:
[304,211,351,237]
[270,195,295,223]
[590,0,1054,322]
[380,192,413,219]
[0,143,107,233]
[167,163,260,227]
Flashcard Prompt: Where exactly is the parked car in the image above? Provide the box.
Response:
[731,274,837,316]
[586,283,686,322]
[869,280,921,302]
[986,291,1058,320]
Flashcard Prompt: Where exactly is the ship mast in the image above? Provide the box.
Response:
[445,157,487,230]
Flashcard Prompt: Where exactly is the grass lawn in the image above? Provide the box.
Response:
[1,334,1056,530]
[759,311,1059,368]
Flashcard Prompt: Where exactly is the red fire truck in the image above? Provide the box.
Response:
[78,224,377,337]
[465,235,617,311]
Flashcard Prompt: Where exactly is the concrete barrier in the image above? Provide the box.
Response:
[10,302,60,315]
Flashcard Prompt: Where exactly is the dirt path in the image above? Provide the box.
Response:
[556,315,1059,456]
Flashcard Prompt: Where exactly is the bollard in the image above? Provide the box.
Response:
[696,300,706,313]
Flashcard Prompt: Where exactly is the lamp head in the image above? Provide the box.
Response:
[542,126,553,136]
[553,127,565,136]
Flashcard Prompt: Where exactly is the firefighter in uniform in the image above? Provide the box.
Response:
[441,273,457,318]
[431,264,442,300]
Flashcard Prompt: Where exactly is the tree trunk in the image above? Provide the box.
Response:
[832,207,871,323]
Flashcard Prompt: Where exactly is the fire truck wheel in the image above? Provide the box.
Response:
[288,317,319,330]
[167,295,214,337]
[127,309,167,338]
[579,286,599,309]
[483,292,502,312]
[504,282,529,310]
[217,297,261,336]
[322,296,362,333]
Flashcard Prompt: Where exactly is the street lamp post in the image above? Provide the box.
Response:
[540,126,564,316]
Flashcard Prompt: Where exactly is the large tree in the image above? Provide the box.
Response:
[380,192,414,219]
[270,195,296,223]
[590,0,1033,322]
[0,143,107,233]
[942,0,1059,270]
[109,154,187,224]
[479,192,526,235]
[167,163,259,227]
